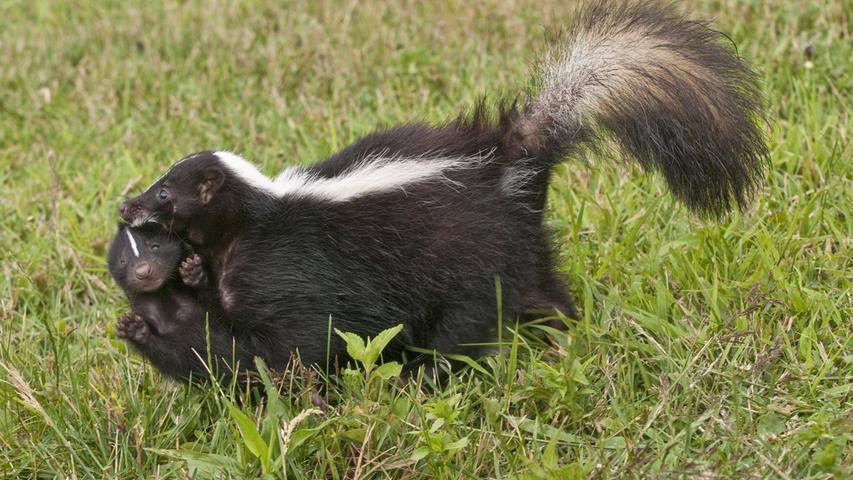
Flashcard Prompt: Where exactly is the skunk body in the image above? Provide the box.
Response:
[121,147,572,371]
[118,1,767,377]
[107,223,256,382]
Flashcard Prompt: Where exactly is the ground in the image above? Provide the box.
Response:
[0,0,850,478]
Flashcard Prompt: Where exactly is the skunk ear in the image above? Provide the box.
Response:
[199,167,225,204]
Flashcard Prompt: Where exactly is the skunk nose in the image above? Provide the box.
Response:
[134,263,152,279]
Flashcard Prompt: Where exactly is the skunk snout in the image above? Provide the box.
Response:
[119,199,137,222]
[134,262,152,279]
[120,199,149,225]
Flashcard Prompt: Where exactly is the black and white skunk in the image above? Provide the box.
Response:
[107,223,259,382]
[117,1,767,377]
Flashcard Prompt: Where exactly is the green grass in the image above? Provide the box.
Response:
[1,0,850,478]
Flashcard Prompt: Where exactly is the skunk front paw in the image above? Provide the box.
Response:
[116,314,150,344]
[179,254,207,287]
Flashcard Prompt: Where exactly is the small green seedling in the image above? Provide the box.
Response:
[335,324,404,380]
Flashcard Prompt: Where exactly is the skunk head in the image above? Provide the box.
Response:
[108,223,187,294]
[119,151,242,240]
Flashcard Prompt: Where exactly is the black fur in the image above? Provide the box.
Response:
[120,143,574,375]
[107,223,259,382]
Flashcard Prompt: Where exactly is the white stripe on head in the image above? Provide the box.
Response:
[147,153,200,190]
[125,229,140,257]
[147,174,165,191]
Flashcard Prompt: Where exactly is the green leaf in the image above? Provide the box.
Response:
[812,443,837,468]
[284,420,336,453]
[335,325,404,372]
[227,403,270,472]
[335,329,366,362]
[287,428,319,451]
[757,412,787,438]
[571,358,590,385]
[602,436,626,450]
[364,324,404,365]
[798,324,816,367]
[442,352,491,377]
[339,427,367,444]
[254,358,286,436]
[445,436,469,451]
[146,448,241,477]
[411,446,430,461]
[825,383,853,397]
[542,433,560,469]
[373,361,402,379]
[513,417,583,445]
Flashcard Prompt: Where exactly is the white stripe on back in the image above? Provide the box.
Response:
[125,229,140,257]
[214,151,482,202]
[214,151,281,194]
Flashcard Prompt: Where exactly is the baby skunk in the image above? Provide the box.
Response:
[119,1,768,375]
[107,222,257,382]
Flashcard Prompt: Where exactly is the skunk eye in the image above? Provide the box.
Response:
[119,258,127,265]
[157,189,169,201]
[150,244,160,251]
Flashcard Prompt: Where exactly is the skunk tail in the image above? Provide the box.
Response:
[503,1,768,216]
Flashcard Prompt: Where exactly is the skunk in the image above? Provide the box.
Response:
[118,1,767,376]
[107,223,258,382]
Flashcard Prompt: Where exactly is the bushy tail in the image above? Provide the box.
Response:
[507,0,768,216]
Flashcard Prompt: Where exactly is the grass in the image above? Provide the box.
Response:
[0,0,850,478]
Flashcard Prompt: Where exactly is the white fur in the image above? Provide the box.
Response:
[125,229,140,257]
[533,12,715,133]
[272,158,465,201]
[214,151,281,195]
[214,151,479,202]
[500,158,542,198]
[129,217,148,228]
